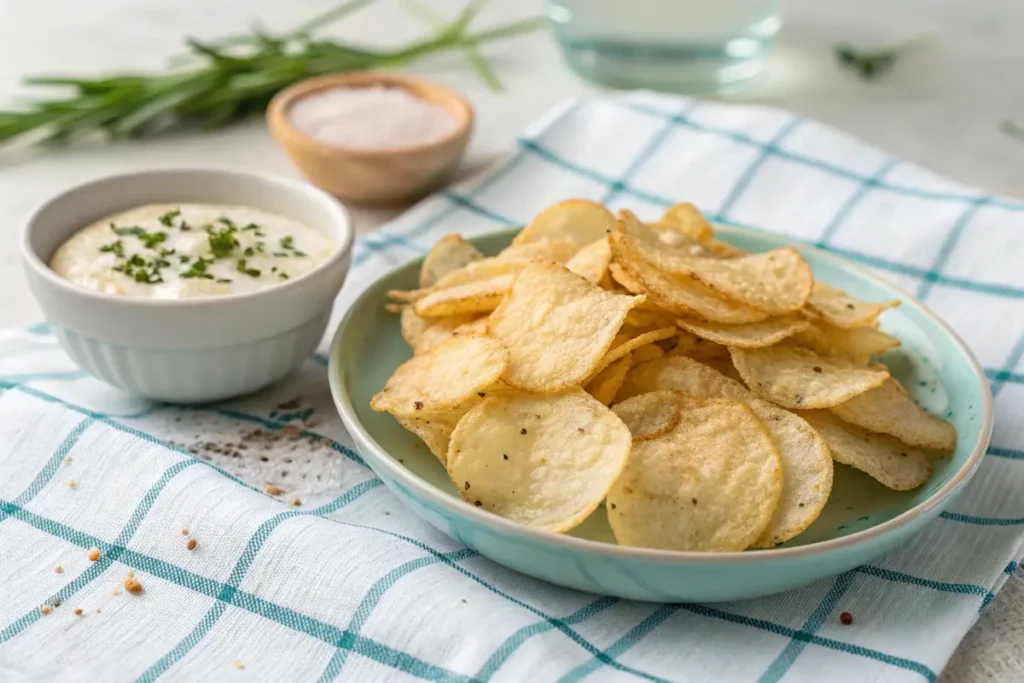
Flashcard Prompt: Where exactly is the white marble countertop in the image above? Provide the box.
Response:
[1,0,1022,679]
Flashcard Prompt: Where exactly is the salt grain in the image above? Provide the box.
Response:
[288,86,458,151]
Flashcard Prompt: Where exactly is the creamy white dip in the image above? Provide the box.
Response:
[50,203,334,299]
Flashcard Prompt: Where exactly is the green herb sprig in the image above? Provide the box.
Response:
[0,0,544,147]
[834,36,931,80]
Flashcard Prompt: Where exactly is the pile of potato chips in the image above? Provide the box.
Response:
[372,200,957,551]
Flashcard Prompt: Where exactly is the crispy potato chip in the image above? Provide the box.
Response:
[412,275,513,318]
[702,239,747,259]
[586,353,632,405]
[497,239,579,264]
[565,237,612,284]
[786,319,900,363]
[617,210,810,314]
[611,390,682,441]
[807,283,900,328]
[397,416,454,463]
[800,411,932,490]
[420,234,484,288]
[608,262,643,294]
[612,235,769,324]
[384,302,403,313]
[591,327,678,378]
[655,202,713,242]
[431,258,526,291]
[668,337,729,362]
[730,346,889,410]
[676,314,809,349]
[633,344,665,364]
[413,313,480,354]
[446,391,631,532]
[399,306,430,349]
[700,355,745,382]
[488,262,643,392]
[624,308,678,328]
[829,378,956,451]
[371,335,508,417]
[513,199,617,247]
[616,356,833,546]
[607,395,782,551]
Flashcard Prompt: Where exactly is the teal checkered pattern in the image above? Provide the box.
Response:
[2,92,1023,682]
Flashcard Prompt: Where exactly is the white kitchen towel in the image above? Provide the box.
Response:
[2,91,1023,683]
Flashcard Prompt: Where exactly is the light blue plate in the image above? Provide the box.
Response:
[328,227,993,602]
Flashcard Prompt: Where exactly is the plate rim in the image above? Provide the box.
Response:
[328,225,994,564]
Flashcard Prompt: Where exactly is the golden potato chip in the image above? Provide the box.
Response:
[700,355,745,383]
[413,313,480,354]
[431,258,526,291]
[446,391,631,532]
[730,346,889,409]
[412,275,513,318]
[829,378,956,451]
[397,416,454,463]
[586,353,632,406]
[611,391,681,441]
[419,234,484,288]
[702,239,747,259]
[591,327,678,377]
[612,235,769,324]
[668,337,729,362]
[384,302,403,313]
[786,319,900,363]
[513,199,617,247]
[488,262,643,392]
[371,335,508,417]
[800,411,932,490]
[607,395,782,551]
[655,202,713,242]
[676,315,809,349]
[608,262,643,294]
[632,344,665,364]
[399,306,430,349]
[624,308,677,328]
[807,283,900,328]
[496,239,579,264]
[565,237,612,284]
[616,356,833,546]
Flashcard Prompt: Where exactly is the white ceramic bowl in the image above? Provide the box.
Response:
[21,168,353,403]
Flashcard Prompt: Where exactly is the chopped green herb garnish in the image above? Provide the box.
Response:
[112,225,144,237]
[279,235,295,250]
[207,224,239,258]
[270,266,278,273]
[216,278,232,284]
[179,221,192,231]
[179,254,190,264]
[180,258,213,279]
[158,209,181,227]
[243,246,255,257]
[236,259,260,278]
[835,36,930,80]
[273,252,289,257]
[159,247,176,257]
[279,272,290,280]
[99,240,124,258]
[242,223,260,231]
[133,269,164,284]
[111,224,167,249]
[128,254,146,267]
[216,216,236,228]
[292,250,307,257]
[255,241,265,253]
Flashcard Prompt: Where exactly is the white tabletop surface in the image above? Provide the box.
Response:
[1,1,1022,679]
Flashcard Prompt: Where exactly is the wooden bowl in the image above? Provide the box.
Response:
[267,72,474,206]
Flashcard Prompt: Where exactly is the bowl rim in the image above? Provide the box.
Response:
[266,71,474,158]
[328,225,994,564]
[20,166,354,309]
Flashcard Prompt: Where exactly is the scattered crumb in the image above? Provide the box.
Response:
[291,497,302,507]
[123,575,143,594]
[87,547,101,561]
[126,570,134,578]
[96,608,101,614]
[181,528,189,536]
[65,456,72,464]
[54,566,63,574]
[68,479,76,489]
[187,539,197,551]
[52,597,61,607]
[40,606,51,615]
[234,661,245,670]
[281,425,302,440]
[111,588,122,596]
[74,608,83,616]
[265,484,283,496]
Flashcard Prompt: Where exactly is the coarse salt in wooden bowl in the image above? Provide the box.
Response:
[267,72,474,206]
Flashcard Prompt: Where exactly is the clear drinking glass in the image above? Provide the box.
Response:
[546,0,781,93]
